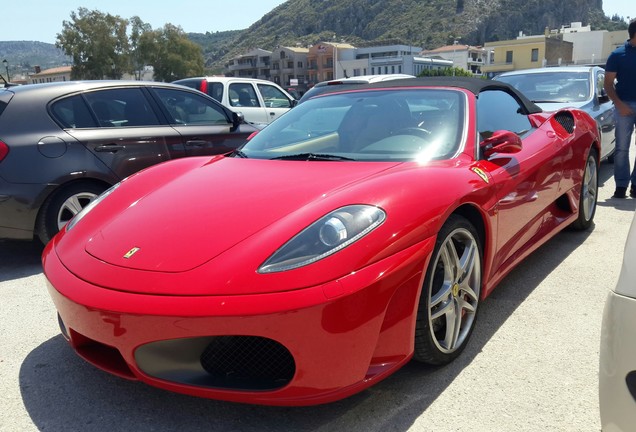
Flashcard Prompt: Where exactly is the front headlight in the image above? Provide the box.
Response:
[65,182,121,232]
[259,205,386,273]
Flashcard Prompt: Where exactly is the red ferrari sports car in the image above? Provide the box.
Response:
[43,77,600,406]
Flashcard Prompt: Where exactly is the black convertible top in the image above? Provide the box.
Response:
[308,76,543,115]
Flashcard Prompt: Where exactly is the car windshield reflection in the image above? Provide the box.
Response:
[496,71,591,104]
[240,89,466,162]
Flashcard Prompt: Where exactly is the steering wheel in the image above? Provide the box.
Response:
[395,127,433,139]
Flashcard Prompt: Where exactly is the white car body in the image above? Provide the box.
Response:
[173,77,296,125]
[599,213,636,431]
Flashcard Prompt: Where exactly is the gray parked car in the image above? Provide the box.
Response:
[0,80,259,244]
[495,66,615,161]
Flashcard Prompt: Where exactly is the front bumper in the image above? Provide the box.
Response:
[43,236,434,406]
[599,290,636,431]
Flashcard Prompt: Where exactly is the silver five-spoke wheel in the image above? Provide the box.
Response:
[414,214,482,365]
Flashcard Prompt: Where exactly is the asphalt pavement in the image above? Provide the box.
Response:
[1,161,634,432]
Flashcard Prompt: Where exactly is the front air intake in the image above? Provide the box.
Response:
[200,336,295,389]
[135,335,296,391]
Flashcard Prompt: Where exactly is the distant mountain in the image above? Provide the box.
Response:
[0,41,70,76]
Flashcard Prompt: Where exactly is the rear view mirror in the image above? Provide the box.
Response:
[480,130,522,158]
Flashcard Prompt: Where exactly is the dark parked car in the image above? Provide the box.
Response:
[495,66,615,161]
[0,80,259,244]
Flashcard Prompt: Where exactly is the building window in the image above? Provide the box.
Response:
[531,48,539,62]
[506,51,513,63]
[297,61,303,68]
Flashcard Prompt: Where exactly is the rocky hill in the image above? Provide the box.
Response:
[0,41,70,76]
[194,0,627,72]
[1,0,628,75]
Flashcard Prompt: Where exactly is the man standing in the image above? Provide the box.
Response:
[605,19,636,198]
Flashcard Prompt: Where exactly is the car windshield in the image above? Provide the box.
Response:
[240,88,465,162]
[496,71,590,103]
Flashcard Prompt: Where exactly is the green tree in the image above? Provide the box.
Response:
[56,8,129,80]
[129,16,153,80]
[142,24,205,82]
[56,9,204,82]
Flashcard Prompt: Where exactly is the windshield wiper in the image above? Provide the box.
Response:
[271,153,356,161]
[229,149,249,158]
[531,100,559,104]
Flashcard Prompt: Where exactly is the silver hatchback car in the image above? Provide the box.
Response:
[495,66,615,161]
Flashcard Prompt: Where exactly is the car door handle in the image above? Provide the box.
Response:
[185,140,209,147]
[95,144,125,152]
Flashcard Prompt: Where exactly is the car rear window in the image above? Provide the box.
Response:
[50,95,98,129]
[0,90,14,117]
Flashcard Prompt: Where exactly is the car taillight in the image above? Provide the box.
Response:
[199,79,208,95]
[0,141,8,162]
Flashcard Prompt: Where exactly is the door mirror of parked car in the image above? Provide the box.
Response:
[597,87,610,103]
[480,130,523,158]
[231,111,245,130]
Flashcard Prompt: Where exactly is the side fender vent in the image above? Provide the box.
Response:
[554,112,575,134]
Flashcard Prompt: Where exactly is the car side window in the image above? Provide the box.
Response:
[228,83,260,107]
[51,95,98,129]
[83,88,160,127]
[153,88,231,125]
[477,89,532,138]
[257,84,292,108]
[209,83,224,102]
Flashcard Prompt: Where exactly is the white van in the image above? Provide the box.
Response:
[173,77,296,124]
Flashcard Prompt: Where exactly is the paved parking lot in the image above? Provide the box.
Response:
[1,161,634,432]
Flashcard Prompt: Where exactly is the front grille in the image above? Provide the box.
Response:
[554,112,575,134]
[200,336,295,389]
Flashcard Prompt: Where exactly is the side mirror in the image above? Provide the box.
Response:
[231,111,245,130]
[598,88,610,103]
[291,99,298,108]
[480,130,522,158]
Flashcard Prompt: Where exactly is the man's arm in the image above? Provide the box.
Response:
[605,71,634,116]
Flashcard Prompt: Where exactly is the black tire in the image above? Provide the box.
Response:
[570,148,598,231]
[36,182,107,244]
[413,214,482,365]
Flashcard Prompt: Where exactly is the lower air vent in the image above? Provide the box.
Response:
[201,336,295,389]
[135,335,295,391]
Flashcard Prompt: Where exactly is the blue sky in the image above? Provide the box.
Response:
[1,0,631,45]
[1,0,288,44]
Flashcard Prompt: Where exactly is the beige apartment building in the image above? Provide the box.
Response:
[481,33,573,77]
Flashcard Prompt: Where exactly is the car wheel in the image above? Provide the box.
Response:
[413,214,482,365]
[570,148,598,231]
[36,182,107,244]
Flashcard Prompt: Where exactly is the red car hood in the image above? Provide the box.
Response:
[85,158,398,273]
